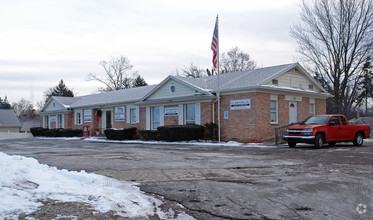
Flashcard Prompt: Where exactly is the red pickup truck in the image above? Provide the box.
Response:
[283,115,370,148]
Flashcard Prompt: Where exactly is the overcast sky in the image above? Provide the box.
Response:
[0,0,302,106]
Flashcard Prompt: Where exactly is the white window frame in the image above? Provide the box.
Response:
[83,109,92,123]
[310,98,315,116]
[44,115,49,128]
[151,106,160,130]
[270,100,278,124]
[75,110,83,125]
[184,103,196,125]
[126,105,139,124]
[57,114,64,128]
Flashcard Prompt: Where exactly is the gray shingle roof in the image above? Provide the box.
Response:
[69,85,157,108]
[175,63,298,92]
[0,109,21,127]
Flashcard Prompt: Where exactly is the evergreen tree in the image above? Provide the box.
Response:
[132,74,148,87]
[44,79,74,103]
[0,96,11,109]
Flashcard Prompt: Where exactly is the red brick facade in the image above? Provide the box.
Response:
[41,93,326,143]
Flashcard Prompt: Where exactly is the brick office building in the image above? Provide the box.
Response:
[39,63,331,142]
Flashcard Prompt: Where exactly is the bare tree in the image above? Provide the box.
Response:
[87,56,136,92]
[291,0,373,117]
[12,98,34,116]
[180,63,206,78]
[220,47,257,73]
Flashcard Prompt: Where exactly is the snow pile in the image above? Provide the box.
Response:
[84,137,278,148]
[0,152,191,219]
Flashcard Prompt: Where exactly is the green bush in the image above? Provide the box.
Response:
[30,127,83,137]
[30,127,48,137]
[104,127,137,140]
[204,122,218,141]
[157,125,205,142]
[138,130,160,141]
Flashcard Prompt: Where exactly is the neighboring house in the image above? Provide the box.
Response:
[39,63,332,142]
[18,110,41,133]
[0,109,21,132]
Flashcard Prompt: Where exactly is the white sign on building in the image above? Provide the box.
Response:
[164,107,178,116]
[230,99,251,110]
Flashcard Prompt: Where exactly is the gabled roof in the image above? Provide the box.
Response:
[140,75,214,102]
[0,109,21,127]
[175,63,327,93]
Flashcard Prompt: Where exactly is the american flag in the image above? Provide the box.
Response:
[211,16,218,71]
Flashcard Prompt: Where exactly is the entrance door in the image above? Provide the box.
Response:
[102,110,112,130]
[106,111,112,129]
[289,101,298,123]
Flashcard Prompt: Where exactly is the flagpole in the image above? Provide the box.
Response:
[216,15,221,143]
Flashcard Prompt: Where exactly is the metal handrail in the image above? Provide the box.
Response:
[274,122,301,145]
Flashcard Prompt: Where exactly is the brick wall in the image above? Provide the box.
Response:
[164,105,179,126]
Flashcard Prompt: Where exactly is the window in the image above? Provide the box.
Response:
[151,106,160,130]
[58,114,63,128]
[340,116,347,125]
[272,79,278,85]
[328,116,340,126]
[309,103,315,116]
[44,115,49,128]
[185,103,196,125]
[130,108,137,123]
[270,100,278,123]
[75,112,82,125]
[309,84,314,90]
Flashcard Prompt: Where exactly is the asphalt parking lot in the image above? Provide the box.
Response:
[1,138,372,219]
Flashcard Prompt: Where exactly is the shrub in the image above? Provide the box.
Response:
[157,125,205,142]
[104,127,137,140]
[30,127,48,137]
[204,122,218,141]
[138,130,160,141]
[30,127,82,137]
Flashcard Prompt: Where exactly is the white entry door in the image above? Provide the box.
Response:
[289,101,298,123]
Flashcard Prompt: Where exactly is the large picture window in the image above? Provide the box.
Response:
[270,100,278,123]
[185,103,196,125]
[151,106,160,130]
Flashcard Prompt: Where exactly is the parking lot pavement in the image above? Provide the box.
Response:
[0,138,372,219]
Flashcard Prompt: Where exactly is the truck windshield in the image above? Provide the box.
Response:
[303,116,330,125]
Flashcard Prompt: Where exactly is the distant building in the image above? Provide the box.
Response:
[0,109,21,132]
[39,63,332,142]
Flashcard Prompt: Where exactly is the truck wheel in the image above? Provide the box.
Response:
[353,133,363,146]
[288,142,296,148]
[315,134,324,148]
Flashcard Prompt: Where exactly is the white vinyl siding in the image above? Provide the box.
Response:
[267,69,321,92]
[147,80,196,100]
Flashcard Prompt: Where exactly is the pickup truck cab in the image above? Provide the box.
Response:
[283,114,370,148]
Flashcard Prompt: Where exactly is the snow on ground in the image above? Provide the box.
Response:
[83,137,280,148]
[0,152,193,219]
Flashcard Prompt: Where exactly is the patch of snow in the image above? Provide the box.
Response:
[84,137,278,148]
[0,152,193,219]
[36,137,83,141]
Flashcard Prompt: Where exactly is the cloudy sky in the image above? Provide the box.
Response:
[0,0,302,106]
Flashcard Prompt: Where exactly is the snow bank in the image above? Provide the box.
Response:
[0,152,192,219]
[84,137,278,148]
